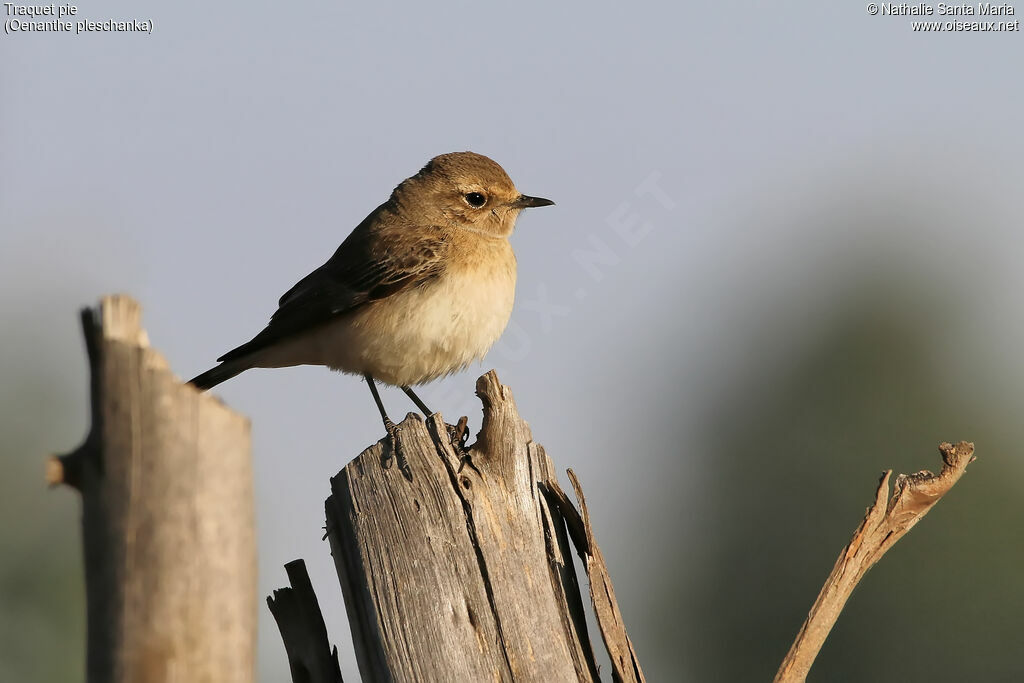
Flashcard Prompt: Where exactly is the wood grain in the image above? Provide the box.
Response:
[324,371,620,682]
[51,295,256,683]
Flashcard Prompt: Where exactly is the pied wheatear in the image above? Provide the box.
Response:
[190,151,553,474]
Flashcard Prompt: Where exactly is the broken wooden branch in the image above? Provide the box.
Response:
[774,441,976,683]
[543,470,645,682]
[268,559,344,683]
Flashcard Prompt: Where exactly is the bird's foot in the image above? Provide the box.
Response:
[382,417,412,481]
[448,416,479,474]
[447,416,469,455]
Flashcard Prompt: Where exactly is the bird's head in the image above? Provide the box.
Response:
[392,151,554,238]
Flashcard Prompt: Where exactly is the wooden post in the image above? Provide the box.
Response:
[49,295,257,683]
[322,371,645,682]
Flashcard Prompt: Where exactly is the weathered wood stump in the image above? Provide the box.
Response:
[50,295,257,683]
[314,370,644,682]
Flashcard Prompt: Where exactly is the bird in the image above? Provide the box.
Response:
[189,151,554,475]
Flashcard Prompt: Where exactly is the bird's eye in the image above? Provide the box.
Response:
[464,192,487,208]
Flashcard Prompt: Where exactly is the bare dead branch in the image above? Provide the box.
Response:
[268,560,344,683]
[542,470,647,683]
[774,441,976,683]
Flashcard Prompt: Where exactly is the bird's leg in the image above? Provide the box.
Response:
[451,415,470,458]
[402,385,469,455]
[401,385,433,417]
[365,374,411,479]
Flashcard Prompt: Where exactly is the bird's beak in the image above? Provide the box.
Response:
[511,194,555,209]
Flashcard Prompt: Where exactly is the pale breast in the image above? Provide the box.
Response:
[259,237,517,386]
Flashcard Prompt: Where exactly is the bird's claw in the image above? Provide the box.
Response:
[382,417,412,480]
[447,416,469,454]
[448,416,480,474]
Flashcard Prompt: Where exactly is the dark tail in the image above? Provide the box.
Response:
[189,358,253,390]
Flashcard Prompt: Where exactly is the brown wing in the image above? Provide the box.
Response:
[217,204,448,363]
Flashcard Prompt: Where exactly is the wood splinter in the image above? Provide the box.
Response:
[268,560,344,683]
